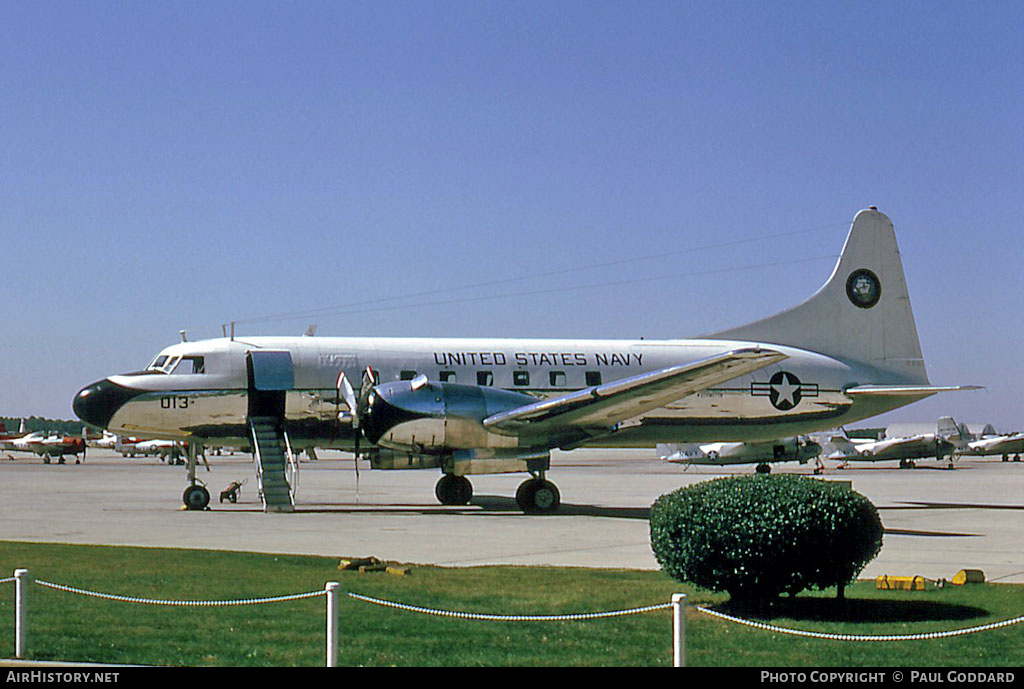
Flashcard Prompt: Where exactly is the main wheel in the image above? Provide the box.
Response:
[183,485,210,510]
[755,463,771,474]
[435,474,473,505]
[515,478,560,514]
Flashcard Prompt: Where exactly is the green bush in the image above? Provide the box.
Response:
[650,475,883,605]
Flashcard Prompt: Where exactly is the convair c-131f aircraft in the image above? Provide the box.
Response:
[73,208,975,512]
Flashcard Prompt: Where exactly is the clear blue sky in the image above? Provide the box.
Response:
[2,1,1021,431]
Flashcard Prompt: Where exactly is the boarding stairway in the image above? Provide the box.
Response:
[249,416,298,513]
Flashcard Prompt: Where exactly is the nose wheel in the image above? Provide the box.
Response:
[183,483,210,510]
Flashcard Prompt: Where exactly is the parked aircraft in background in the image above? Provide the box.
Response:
[113,435,188,464]
[0,419,28,441]
[114,435,142,457]
[86,429,118,450]
[134,438,185,463]
[658,436,822,473]
[824,417,961,469]
[2,431,87,464]
[73,208,976,511]
[958,431,1024,462]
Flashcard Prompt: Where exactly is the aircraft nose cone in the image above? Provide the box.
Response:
[73,379,141,429]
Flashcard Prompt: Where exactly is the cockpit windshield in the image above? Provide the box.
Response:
[145,354,179,374]
[145,352,207,374]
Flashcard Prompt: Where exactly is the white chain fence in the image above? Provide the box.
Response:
[347,591,672,621]
[4,572,1024,666]
[34,578,325,607]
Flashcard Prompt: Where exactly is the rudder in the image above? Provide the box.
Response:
[706,208,929,384]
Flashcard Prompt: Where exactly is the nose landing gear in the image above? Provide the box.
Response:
[183,482,210,510]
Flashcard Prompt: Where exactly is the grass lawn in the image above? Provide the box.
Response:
[0,541,1021,666]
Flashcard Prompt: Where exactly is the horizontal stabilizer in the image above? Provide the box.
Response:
[845,385,983,397]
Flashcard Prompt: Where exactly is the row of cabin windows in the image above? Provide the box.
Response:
[399,370,603,388]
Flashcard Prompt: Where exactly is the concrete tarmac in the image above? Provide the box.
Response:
[1,449,1021,583]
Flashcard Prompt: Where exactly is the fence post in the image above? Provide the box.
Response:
[325,582,340,667]
[672,593,686,667]
[15,569,31,659]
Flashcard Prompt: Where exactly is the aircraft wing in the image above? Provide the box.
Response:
[483,347,787,436]
[868,435,925,452]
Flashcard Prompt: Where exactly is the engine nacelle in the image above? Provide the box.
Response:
[362,378,537,453]
[370,446,550,476]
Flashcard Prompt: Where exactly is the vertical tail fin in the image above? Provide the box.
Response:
[937,413,958,436]
[707,208,928,384]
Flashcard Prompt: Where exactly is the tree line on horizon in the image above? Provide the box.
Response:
[1,416,101,437]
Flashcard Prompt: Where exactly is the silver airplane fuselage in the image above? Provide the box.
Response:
[73,334,924,451]
[71,209,973,512]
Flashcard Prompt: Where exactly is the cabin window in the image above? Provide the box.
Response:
[513,371,530,387]
[439,371,457,383]
[586,371,602,386]
[477,371,493,386]
[400,370,418,381]
[549,371,566,387]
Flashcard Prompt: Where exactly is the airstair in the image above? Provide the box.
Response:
[249,416,298,513]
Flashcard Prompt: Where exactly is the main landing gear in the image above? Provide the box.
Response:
[433,472,562,514]
[435,474,473,505]
[515,475,561,514]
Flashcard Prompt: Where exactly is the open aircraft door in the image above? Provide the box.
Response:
[246,350,295,420]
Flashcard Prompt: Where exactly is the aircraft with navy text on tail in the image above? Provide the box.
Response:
[658,436,822,474]
[73,208,978,512]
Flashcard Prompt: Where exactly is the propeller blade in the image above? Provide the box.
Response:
[336,372,358,428]
[357,366,376,414]
[338,369,376,500]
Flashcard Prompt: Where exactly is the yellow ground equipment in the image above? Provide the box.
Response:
[951,569,986,585]
[876,575,928,591]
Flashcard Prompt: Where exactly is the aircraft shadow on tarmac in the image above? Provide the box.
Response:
[216,495,651,519]
[215,497,1020,524]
